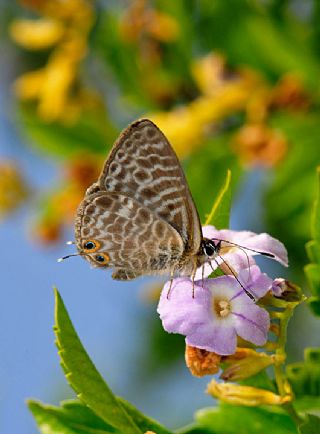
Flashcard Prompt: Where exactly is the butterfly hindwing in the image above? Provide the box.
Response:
[75,191,185,276]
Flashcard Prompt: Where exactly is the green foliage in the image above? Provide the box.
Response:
[32,288,175,434]
[28,400,117,434]
[19,107,118,158]
[179,404,298,434]
[298,414,320,434]
[304,168,320,315]
[204,169,232,229]
[185,135,239,224]
[29,398,174,434]
[266,116,320,267]
[53,288,141,434]
[187,0,320,89]
[287,348,320,398]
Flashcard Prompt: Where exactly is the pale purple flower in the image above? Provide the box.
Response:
[158,266,272,355]
[195,225,288,279]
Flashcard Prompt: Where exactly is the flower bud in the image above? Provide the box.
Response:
[207,379,292,406]
[185,345,221,377]
[221,349,277,381]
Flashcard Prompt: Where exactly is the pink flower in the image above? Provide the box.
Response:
[157,266,272,355]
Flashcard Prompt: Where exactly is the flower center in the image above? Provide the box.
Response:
[213,298,231,318]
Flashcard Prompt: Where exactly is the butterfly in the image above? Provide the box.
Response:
[61,119,272,297]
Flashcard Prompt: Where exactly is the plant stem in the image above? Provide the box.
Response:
[272,300,302,425]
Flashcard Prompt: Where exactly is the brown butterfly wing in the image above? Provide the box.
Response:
[96,119,202,256]
[75,191,185,277]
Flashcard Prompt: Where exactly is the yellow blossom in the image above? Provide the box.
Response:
[120,0,179,43]
[10,0,96,123]
[207,379,293,406]
[10,18,64,50]
[221,349,283,381]
[37,53,77,122]
[0,161,29,219]
[14,69,45,100]
[191,53,227,96]
[149,73,258,158]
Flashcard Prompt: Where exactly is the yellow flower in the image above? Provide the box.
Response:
[14,69,45,100]
[207,379,293,406]
[221,349,283,381]
[10,18,64,50]
[0,161,29,219]
[191,53,227,96]
[148,70,258,158]
[10,0,96,123]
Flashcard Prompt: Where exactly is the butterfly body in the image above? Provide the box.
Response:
[75,119,213,280]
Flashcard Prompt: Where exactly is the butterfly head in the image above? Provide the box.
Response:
[202,238,221,260]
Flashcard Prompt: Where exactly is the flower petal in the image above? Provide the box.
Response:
[157,278,211,335]
[237,265,273,299]
[186,322,237,355]
[232,301,270,346]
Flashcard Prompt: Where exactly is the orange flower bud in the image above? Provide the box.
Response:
[185,345,221,377]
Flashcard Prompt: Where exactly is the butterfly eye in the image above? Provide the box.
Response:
[203,241,217,257]
[95,253,110,264]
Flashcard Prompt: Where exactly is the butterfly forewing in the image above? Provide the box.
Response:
[97,119,202,255]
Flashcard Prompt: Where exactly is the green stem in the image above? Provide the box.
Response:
[283,403,304,426]
[273,302,296,393]
[272,301,302,425]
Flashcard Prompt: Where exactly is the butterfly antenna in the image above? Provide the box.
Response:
[66,240,75,245]
[57,253,82,262]
[211,238,275,258]
[213,256,255,301]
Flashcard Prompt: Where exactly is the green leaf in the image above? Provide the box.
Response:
[294,396,320,414]
[299,414,320,434]
[180,404,298,434]
[18,106,117,158]
[205,170,232,229]
[185,134,240,225]
[117,397,173,434]
[264,114,320,269]
[304,167,320,315]
[311,167,320,241]
[28,400,117,434]
[286,348,320,398]
[53,288,141,434]
[29,398,173,434]
[304,264,320,297]
[308,298,320,316]
[305,241,320,265]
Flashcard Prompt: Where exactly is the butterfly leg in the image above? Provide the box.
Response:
[166,271,175,299]
[201,264,205,288]
[112,269,141,280]
[191,265,198,298]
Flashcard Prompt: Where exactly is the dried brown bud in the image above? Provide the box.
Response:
[185,345,221,377]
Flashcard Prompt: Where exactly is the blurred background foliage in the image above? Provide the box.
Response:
[1,0,320,431]
[3,0,319,260]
